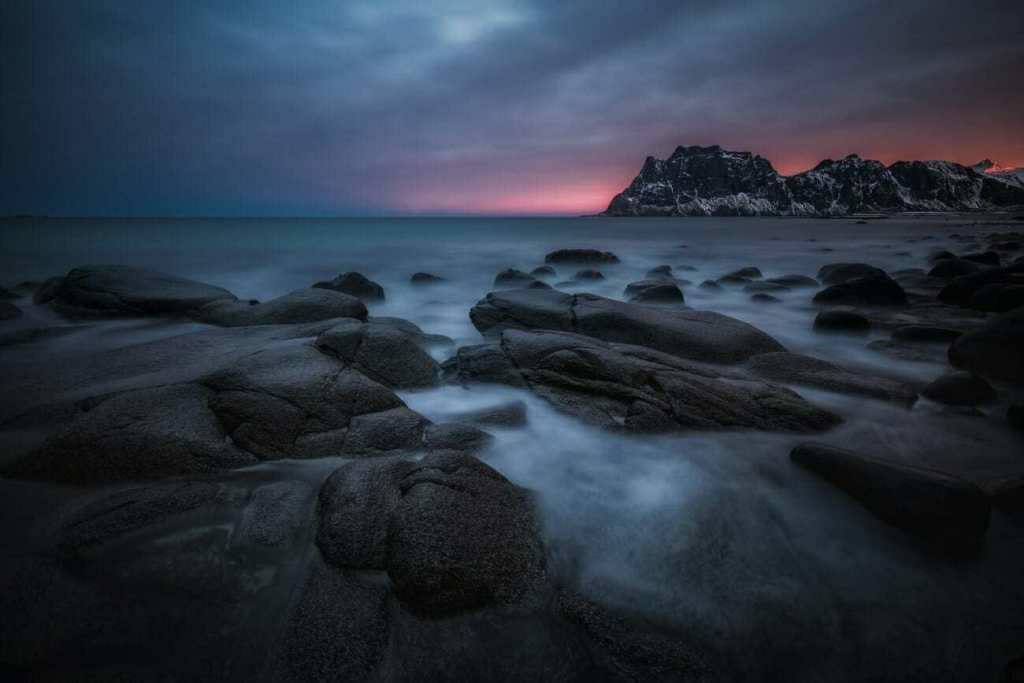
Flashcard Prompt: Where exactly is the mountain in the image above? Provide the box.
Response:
[972,159,1024,190]
[604,145,1024,216]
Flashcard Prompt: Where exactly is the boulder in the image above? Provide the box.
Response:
[698,279,722,291]
[927,250,956,263]
[948,307,1024,382]
[421,422,494,453]
[313,272,385,302]
[494,269,538,288]
[196,288,367,326]
[530,265,557,278]
[961,251,1001,266]
[745,352,918,405]
[315,319,439,388]
[410,272,444,285]
[969,284,1024,312]
[765,274,819,288]
[813,310,870,333]
[744,281,790,293]
[813,274,907,306]
[624,280,685,304]
[573,269,605,281]
[817,263,887,285]
[723,266,762,279]
[790,443,990,554]
[0,302,22,320]
[927,258,980,279]
[891,325,962,342]
[47,265,237,316]
[32,276,64,304]
[445,329,840,433]
[544,249,619,264]
[937,262,1024,305]
[316,451,546,613]
[469,288,785,364]
[750,293,780,303]
[921,371,996,406]
[646,265,673,278]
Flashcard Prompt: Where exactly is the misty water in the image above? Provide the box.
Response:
[2,216,1023,678]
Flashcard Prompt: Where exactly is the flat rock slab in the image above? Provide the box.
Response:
[50,265,237,316]
[470,288,785,364]
[444,329,839,433]
[791,443,991,554]
[745,352,919,405]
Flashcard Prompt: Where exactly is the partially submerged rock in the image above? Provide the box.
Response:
[722,266,762,279]
[948,307,1024,382]
[493,268,539,288]
[813,274,907,306]
[624,279,685,303]
[46,265,237,316]
[765,274,819,288]
[813,310,870,333]
[530,265,557,278]
[196,288,367,326]
[469,288,785,364]
[817,263,887,285]
[937,262,1024,306]
[745,352,919,405]
[410,272,444,285]
[544,249,619,264]
[921,371,996,406]
[790,443,991,554]
[444,329,840,433]
[313,271,385,302]
[573,269,605,281]
[927,258,980,280]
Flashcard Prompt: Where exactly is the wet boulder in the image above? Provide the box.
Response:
[646,265,674,278]
[573,269,605,281]
[410,272,444,285]
[765,274,819,288]
[813,310,870,333]
[746,352,918,405]
[445,329,840,433]
[46,265,237,317]
[744,281,789,293]
[937,261,1024,305]
[544,249,619,264]
[948,307,1024,382]
[316,451,546,613]
[813,274,907,306]
[421,422,494,453]
[722,266,762,280]
[196,288,367,326]
[313,272,385,302]
[921,371,996,406]
[530,265,557,279]
[750,293,780,303]
[698,279,722,291]
[624,279,684,304]
[315,319,440,389]
[469,288,785,364]
[493,269,538,288]
[790,443,990,555]
[927,258,980,279]
[816,263,887,285]
[968,284,1024,313]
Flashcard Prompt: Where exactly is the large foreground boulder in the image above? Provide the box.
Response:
[444,329,839,433]
[47,265,237,316]
[196,288,367,326]
[313,272,385,302]
[790,443,991,554]
[469,288,785,364]
[317,451,546,613]
[948,307,1024,382]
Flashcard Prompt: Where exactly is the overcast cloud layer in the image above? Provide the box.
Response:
[3,1,1022,215]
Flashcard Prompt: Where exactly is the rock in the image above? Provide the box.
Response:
[366,316,453,349]
[646,265,673,278]
[745,352,918,405]
[0,302,22,320]
[445,328,840,433]
[32,276,65,304]
[750,293,780,303]
[421,422,493,453]
[674,264,698,271]
[765,274,819,288]
[961,251,1000,266]
[313,272,385,302]
[813,310,870,333]
[948,307,1024,382]
[573,269,605,281]
[813,274,907,306]
[530,265,557,278]
[47,265,237,316]
[494,268,538,288]
[816,263,887,285]
[790,443,990,554]
[314,318,439,389]
[927,258,981,279]
[437,401,528,428]
[980,476,1024,514]
[317,451,546,613]
[723,266,762,279]
[927,250,956,263]
[969,284,1024,312]
[921,371,996,406]
[469,288,786,364]
[891,325,962,342]
[698,279,722,291]
[410,272,444,285]
[744,281,790,293]
[716,274,752,286]
[624,279,685,304]
[544,249,619,264]
[1010,405,1024,430]
[196,288,367,326]
[937,262,1024,305]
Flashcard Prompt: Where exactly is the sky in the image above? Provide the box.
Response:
[2,1,1023,217]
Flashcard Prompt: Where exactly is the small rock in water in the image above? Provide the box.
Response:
[813,274,907,306]
[699,279,722,291]
[948,307,1024,382]
[921,371,996,406]
[410,272,444,285]
[750,293,780,303]
[766,274,818,288]
[816,263,887,285]
[744,281,790,293]
[814,310,870,333]
[544,248,619,264]
[573,269,605,281]
[723,266,763,279]
[530,265,556,278]
[493,268,538,288]
[646,265,673,278]
[626,280,684,303]
[313,271,385,302]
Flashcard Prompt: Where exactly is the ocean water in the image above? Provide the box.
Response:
[2,215,1023,676]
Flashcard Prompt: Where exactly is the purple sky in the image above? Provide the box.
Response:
[3,1,1023,216]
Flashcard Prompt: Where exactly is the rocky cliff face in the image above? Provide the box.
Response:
[604,145,1024,216]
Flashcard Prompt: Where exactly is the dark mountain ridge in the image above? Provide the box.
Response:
[605,145,1024,216]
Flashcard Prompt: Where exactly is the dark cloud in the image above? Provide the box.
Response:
[2,0,1022,215]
